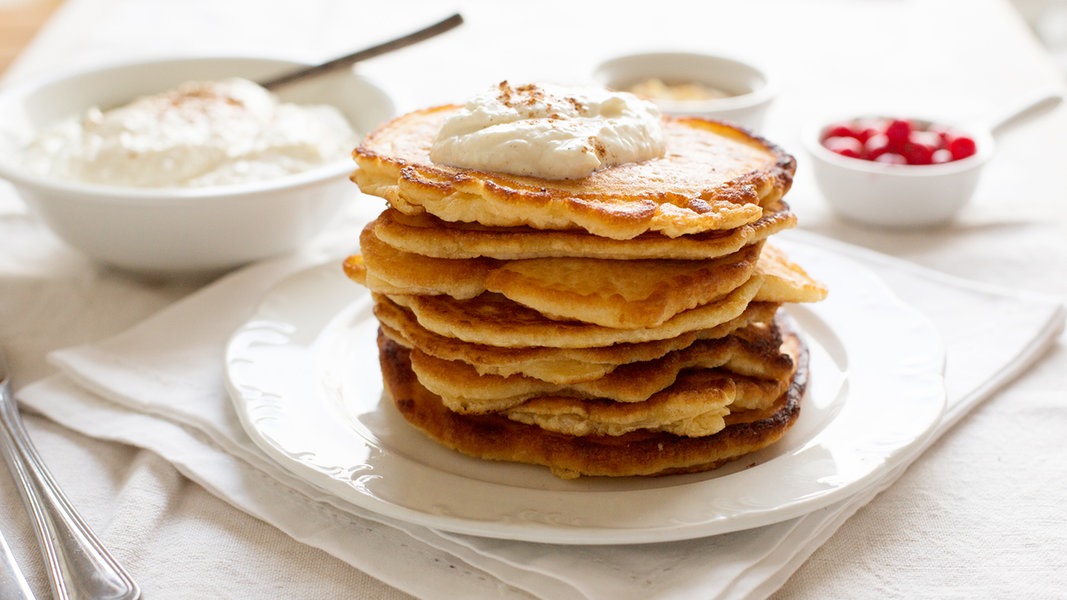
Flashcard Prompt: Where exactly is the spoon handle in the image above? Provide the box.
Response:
[983,89,1063,134]
[0,357,140,600]
[261,13,464,90]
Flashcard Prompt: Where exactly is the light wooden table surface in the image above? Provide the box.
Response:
[0,0,62,74]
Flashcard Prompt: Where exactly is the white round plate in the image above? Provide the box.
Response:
[225,239,946,545]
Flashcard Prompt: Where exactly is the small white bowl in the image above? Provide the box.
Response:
[0,56,395,275]
[592,51,776,131]
[804,116,994,228]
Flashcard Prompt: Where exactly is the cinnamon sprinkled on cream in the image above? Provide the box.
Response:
[430,81,666,180]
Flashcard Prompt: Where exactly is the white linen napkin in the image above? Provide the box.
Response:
[16,231,1065,600]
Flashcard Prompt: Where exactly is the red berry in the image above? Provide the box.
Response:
[947,135,977,160]
[845,122,879,143]
[822,135,865,158]
[901,141,935,165]
[823,124,857,140]
[884,119,913,149]
[863,133,891,160]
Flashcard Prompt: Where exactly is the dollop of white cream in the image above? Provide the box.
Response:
[22,78,355,188]
[430,81,666,180]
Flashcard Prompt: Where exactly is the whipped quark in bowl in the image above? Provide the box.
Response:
[430,81,666,180]
[21,77,356,188]
[0,56,395,275]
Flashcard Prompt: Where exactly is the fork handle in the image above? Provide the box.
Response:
[0,398,140,600]
[0,528,35,600]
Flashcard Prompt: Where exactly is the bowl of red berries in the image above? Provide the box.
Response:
[805,114,992,228]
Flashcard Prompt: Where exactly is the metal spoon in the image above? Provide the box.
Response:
[0,348,140,600]
[260,12,464,90]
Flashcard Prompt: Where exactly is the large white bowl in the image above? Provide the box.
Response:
[592,51,776,131]
[0,56,395,275]
[804,115,994,228]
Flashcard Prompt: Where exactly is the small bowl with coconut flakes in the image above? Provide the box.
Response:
[592,51,776,132]
[0,56,394,275]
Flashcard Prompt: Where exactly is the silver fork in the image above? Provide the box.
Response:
[0,348,141,600]
[0,526,35,600]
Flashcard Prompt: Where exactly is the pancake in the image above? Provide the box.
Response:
[375,244,825,349]
[754,244,829,303]
[500,370,736,438]
[400,322,793,411]
[383,274,763,348]
[377,317,808,479]
[356,223,499,300]
[352,105,795,240]
[355,217,764,328]
[348,237,822,330]
[369,200,797,260]
[375,297,780,384]
[502,367,793,438]
[482,242,763,329]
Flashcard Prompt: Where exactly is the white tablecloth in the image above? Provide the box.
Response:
[2,1,1066,598]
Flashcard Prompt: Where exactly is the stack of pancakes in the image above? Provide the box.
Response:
[344,103,826,479]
